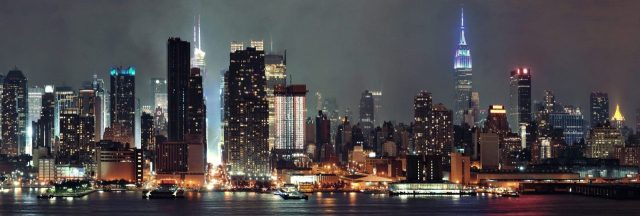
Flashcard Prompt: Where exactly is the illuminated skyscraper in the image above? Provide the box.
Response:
[1,68,27,156]
[35,85,55,150]
[590,92,609,127]
[587,121,624,158]
[191,15,205,73]
[413,91,432,155]
[186,68,206,141]
[27,86,44,155]
[453,8,473,125]
[359,90,375,132]
[141,112,154,155]
[92,75,108,140]
[611,104,625,130]
[150,78,167,112]
[273,85,307,163]
[484,105,510,136]
[109,66,136,145]
[370,90,383,126]
[549,106,585,145]
[150,78,167,136]
[224,41,270,180]
[508,67,532,134]
[28,86,44,123]
[58,108,79,164]
[54,87,76,137]
[78,88,97,162]
[431,103,453,158]
[265,52,287,151]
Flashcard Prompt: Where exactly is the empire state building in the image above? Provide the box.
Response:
[453,8,473,125]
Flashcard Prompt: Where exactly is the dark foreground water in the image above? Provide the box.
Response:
[1,188,639,215]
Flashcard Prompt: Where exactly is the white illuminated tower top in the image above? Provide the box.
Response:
[192,15,206,72]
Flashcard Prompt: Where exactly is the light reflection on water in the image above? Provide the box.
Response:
[1,189,639,215]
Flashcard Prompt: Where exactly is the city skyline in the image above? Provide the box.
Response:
[1,0,639,125]
[3,1,640,213]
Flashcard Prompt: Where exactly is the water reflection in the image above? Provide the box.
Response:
[0,189,639,215]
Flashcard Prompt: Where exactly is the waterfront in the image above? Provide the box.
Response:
[1,189,639,215]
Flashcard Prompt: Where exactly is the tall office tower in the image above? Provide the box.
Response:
[610,104,626,130]
[186,68,206,137]
[150,78,167,135]
[370,90,383,126]
[92,75,108,140]
[537,90,556,136]
[359,90,375,133]
[273,85,307,163]
[484,105,510,135]
[109,66,136,145]
[335,117,352,163]
[185,67,207,173]
[58,108,79,164]
[54,87,77,137]
[224,41,270,180]
[28,86,44,124]
[191,15,206,73]
[217,70,226,165]
[543,90,556,113]
[78,88,96,134]
[549,106,585,145]
[1,68,27,156]
[413,91,432,155]
[431,103,454,158]
[141,112,154,153]
[265,53,287,151]
[587,121,624,158]
[191,17,212,164]
[590,92,609,127]
[453,8,473,125]
[153,106,167,137]
[78,114,95,164]
[78,88,96,163]
[315,110,332,162]
[27,86,44,155]
[508,67,532,133]
[167,38,191,141]
[36,86,55,149]
[464,91,480,126]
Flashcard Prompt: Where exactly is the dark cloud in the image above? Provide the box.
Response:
[1,0,640,127]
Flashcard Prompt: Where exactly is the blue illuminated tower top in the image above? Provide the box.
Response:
[110,66,136,76]
[454,8,472,69]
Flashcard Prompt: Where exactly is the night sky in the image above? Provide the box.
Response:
[2,0,640,126]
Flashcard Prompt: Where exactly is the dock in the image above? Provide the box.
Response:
[520,183,640,200]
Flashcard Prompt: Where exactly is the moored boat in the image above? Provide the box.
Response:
[143,180,185,199]
[277,184,309,200]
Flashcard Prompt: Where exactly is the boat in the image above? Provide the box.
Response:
[143,180,185,199]
[277,184,308,200]
[37,193,54,199]
[501,191,520,197]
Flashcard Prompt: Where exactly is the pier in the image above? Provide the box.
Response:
[520,183,640,200]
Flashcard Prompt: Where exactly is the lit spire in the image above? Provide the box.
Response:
[612,104,625,121]
[193,15,202,49]
[453,7,471,69]
[459,7,466,45]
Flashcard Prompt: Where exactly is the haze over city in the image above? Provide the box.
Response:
[1,1,640,214]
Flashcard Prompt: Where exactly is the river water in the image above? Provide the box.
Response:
[1,188,638,215]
